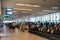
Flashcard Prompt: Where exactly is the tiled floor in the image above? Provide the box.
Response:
[0,26,48,40]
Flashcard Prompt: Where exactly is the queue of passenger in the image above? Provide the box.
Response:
[5,21,60,35]
[27,21,60,35]
[6,22,28,32]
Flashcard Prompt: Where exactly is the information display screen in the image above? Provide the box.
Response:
[6,8,13,15]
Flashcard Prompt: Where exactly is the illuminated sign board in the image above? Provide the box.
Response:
[6,8,13,14]
[3,14,10,18]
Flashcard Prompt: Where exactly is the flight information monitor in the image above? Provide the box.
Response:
[6,8,13,15]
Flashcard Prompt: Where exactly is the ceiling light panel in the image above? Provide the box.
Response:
[16,3,25,6]
[16,3,40,7]
[13,8,19,9]
[32,5,40,7]
[13,8,32,11]
[19,9,32,10]
[22,11,27,13]
[52,7,59,9]
[42,10,56,12]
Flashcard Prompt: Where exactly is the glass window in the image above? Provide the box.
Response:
[55,13,60,23]
[40,16,42,22]
[51,13,54,22]
[26,12,60,23]
[28,17,35,22]
[35,16,40,22]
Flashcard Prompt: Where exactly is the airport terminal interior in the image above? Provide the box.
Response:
[0,0,60,40]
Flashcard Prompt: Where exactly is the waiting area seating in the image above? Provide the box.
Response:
[5,21,60,40]
[28,22,60,40]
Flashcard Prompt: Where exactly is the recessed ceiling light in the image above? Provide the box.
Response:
[32,5,40,7]
[36,12,43,13]
[13,8,19,9]
[36,12,40,13]
[36,12,44,15]
[19,9,32,11]
[16,3,40,7]
[16,3,24,6]
[42,10,56,12]
[13,8,32,11]
[22,11,27,13]
[52,7,59,9]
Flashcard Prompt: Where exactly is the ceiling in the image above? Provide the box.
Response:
[2,0,60,19]
[0,0,1,14]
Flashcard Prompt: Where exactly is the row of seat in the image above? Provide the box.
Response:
[28,22,60,35]
[27,22,60,40]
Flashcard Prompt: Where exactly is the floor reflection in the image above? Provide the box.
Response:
[0,25,48,40]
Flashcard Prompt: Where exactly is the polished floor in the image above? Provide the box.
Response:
[0,25,48,40]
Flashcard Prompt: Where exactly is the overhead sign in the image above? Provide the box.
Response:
[3,14,10,18]
[6,8,13,15]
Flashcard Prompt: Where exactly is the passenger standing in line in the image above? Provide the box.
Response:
[26,23,29,30]
[36,23,40,31]
[45,21,49,27]
[20,23,22,31]
[0,22,4,32]
[40,22,43,27]
[0,22,2,32]
[28,22,32,32]
[20,23,25,32]
[19,23,21,30]
[12,22,16,31]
